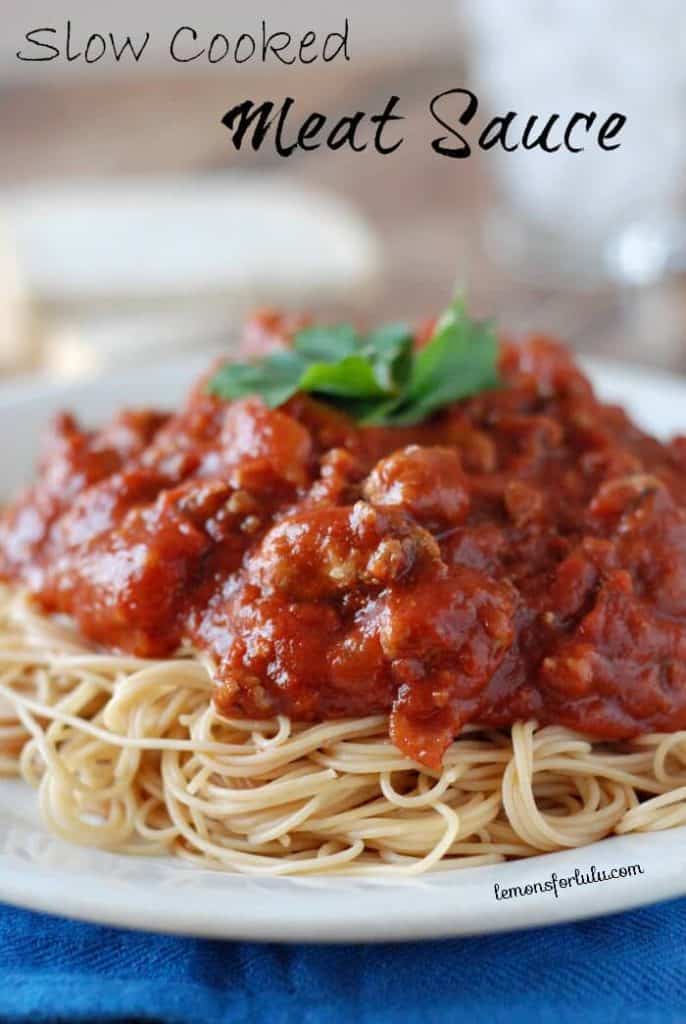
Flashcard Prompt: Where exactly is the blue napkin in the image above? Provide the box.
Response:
[2,897,685,1024]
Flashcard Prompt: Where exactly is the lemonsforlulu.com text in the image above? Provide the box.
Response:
[494,863,645,902]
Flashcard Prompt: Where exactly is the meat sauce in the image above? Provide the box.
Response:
[3,312,686,768]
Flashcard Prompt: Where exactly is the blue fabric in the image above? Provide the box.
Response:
[1,898,684,1024]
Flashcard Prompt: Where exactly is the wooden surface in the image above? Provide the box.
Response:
[1,50,685,374]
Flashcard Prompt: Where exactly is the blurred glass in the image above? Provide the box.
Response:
[460,0,686,290]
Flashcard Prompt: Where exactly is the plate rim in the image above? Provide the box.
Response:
[1,799,683,942]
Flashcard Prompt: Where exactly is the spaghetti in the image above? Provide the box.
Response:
[2,587,686,876]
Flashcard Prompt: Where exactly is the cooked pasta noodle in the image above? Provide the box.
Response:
[1,587,685,875]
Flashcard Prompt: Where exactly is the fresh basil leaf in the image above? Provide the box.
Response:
[300,355,388,399]
[208,350,306,408]
[407,302,499,414]
[362,323,413,393]
[207,297,501,424]
[294,324,359,363]
[363,299,499,425]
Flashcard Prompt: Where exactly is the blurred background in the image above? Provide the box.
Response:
[1,0,686,384]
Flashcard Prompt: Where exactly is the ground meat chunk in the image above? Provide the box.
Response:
[363,445,470,531]
[248,502,441,601]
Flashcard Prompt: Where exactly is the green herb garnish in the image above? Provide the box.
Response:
[208,296,500,425]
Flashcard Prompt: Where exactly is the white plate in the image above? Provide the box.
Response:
[1,354,686,941]
[2,177,380,307]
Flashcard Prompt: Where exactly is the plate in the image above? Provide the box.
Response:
[2,177,380,306]
[1,354,685,942]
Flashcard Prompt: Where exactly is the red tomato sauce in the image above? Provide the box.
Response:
[3,313,686,768]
